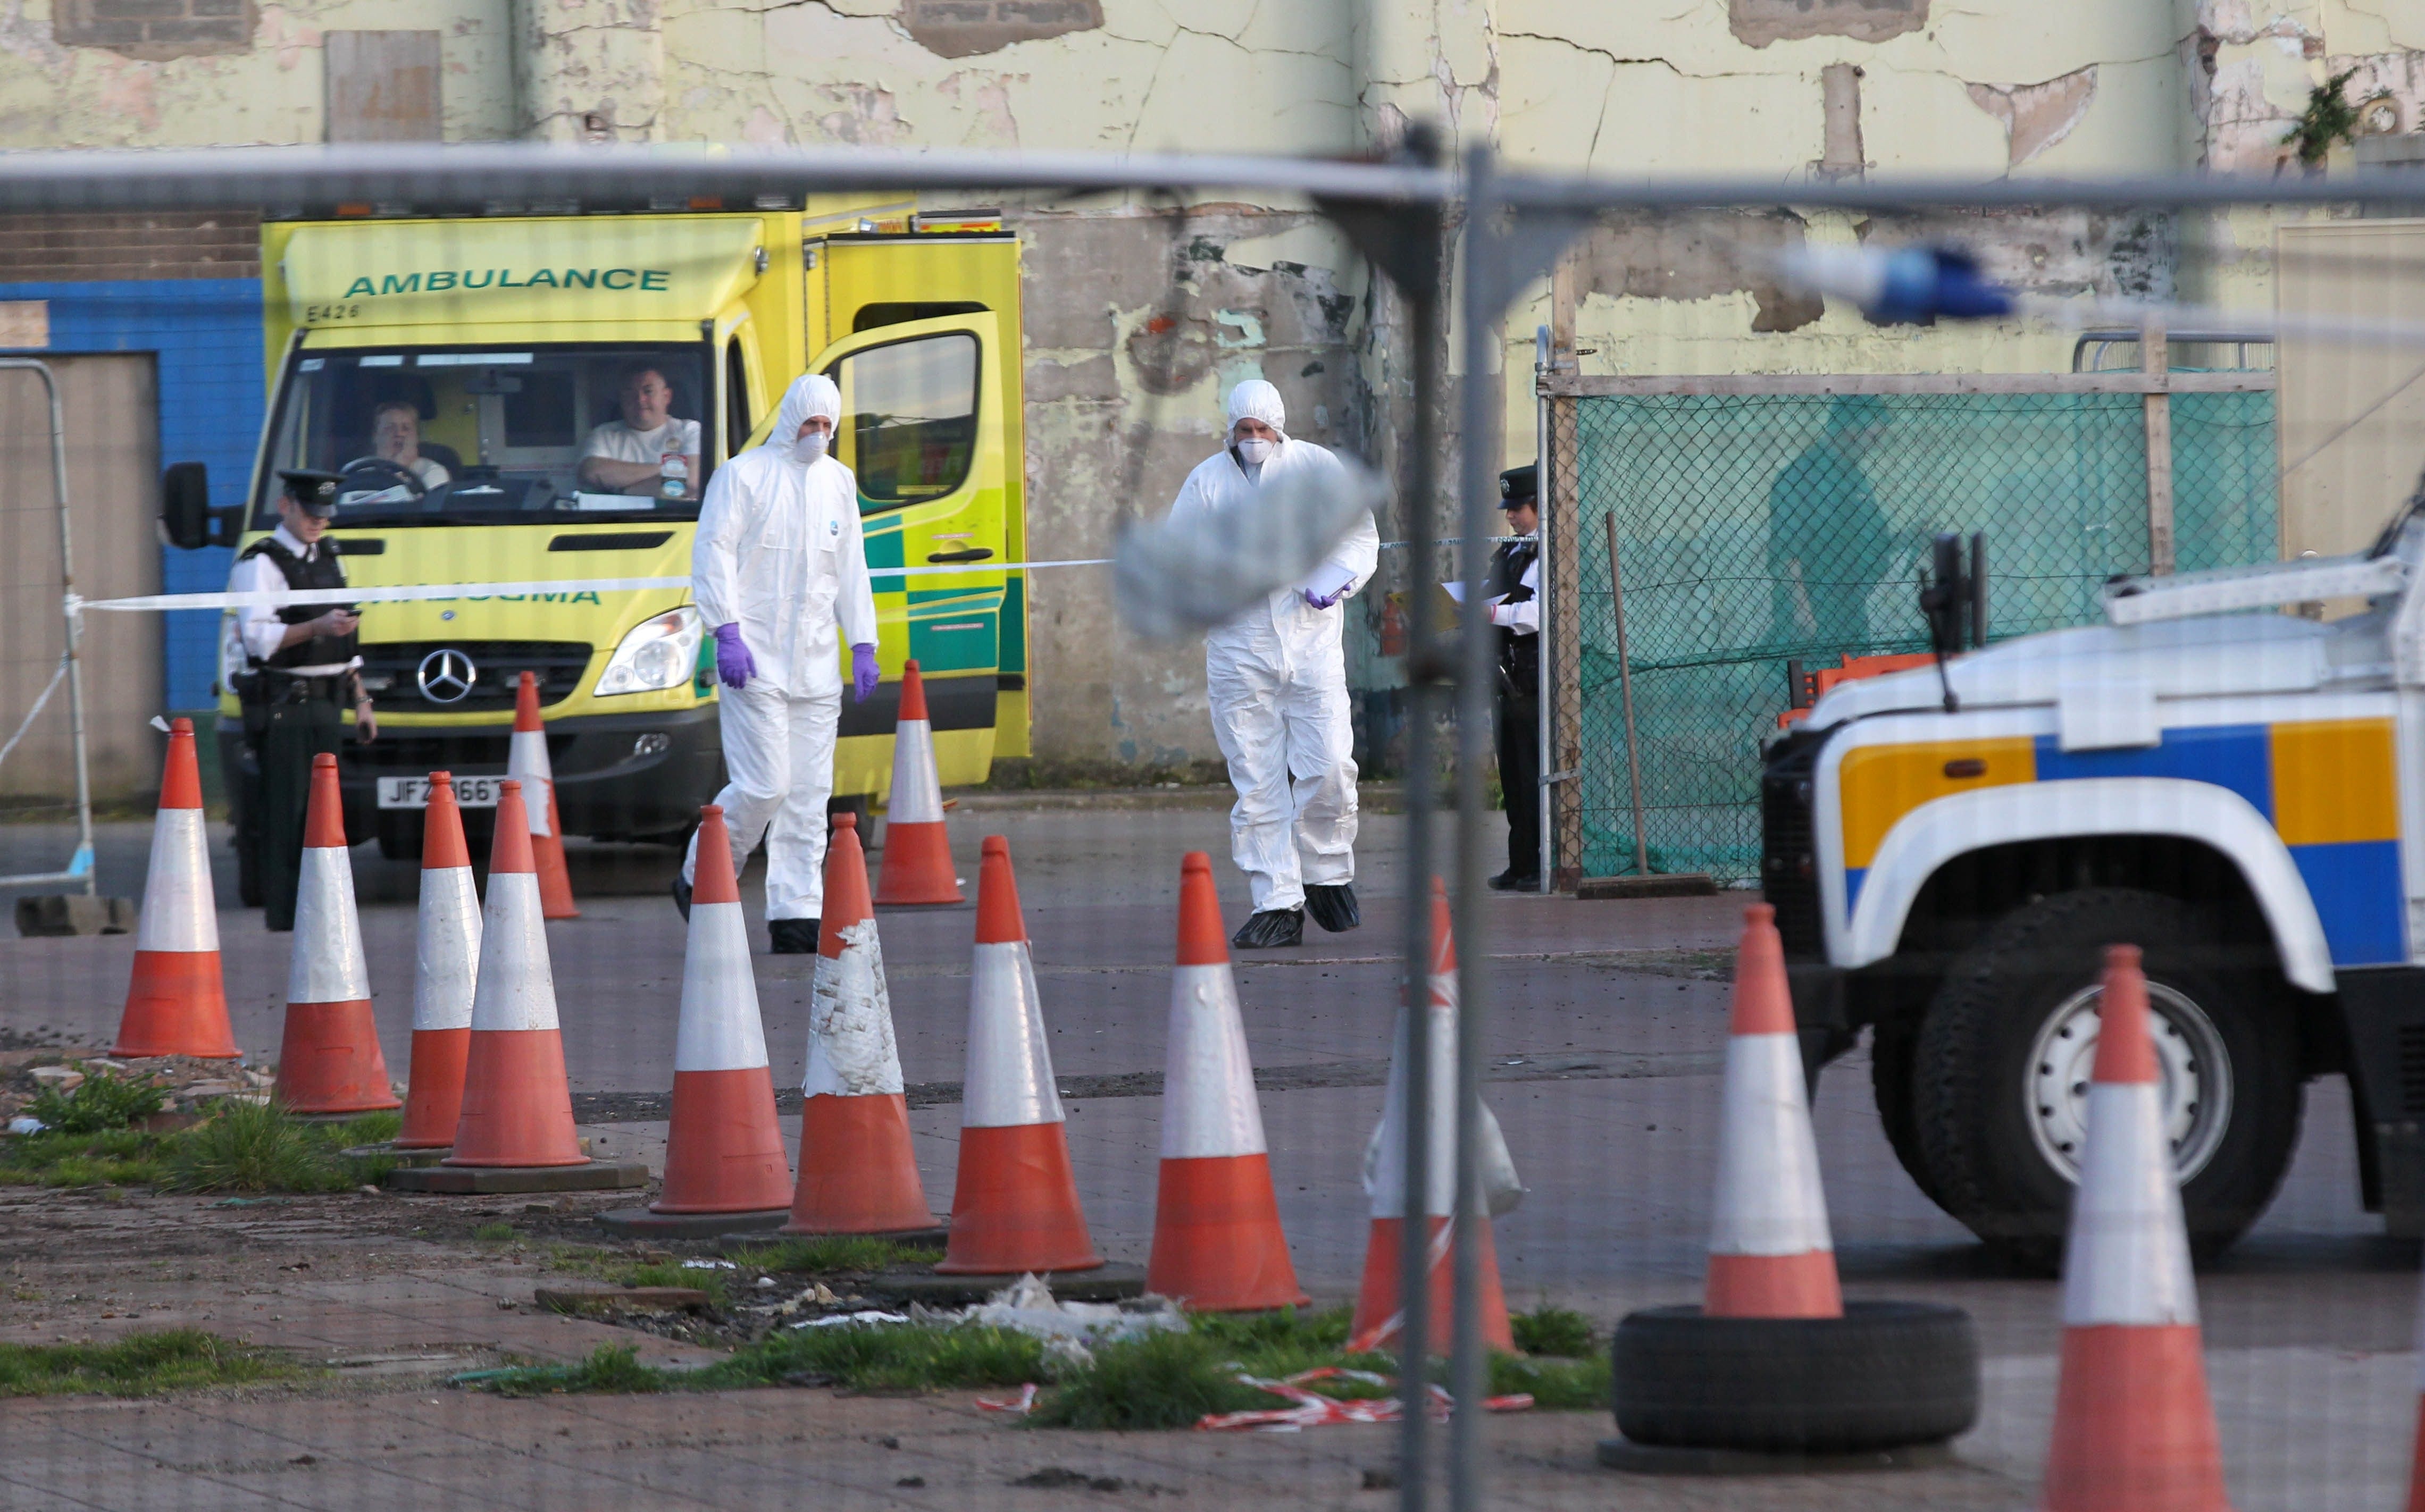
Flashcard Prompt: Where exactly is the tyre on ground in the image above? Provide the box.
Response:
[1611,1301,1979,1454]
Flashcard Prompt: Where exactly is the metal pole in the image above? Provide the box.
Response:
[1447,142,1500,1512]
[1533,326,1553,896]
[1605,511,1649,877]
[4,359,95,894]
[1394,229,1443,1512]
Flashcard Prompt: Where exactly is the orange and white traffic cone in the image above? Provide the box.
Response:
[784,811,933,1234]
[1703,903,1842,1319]
[2041,945,2231,1512]
[112,717,237,1060]
[508,670,579,920]
[396,772,479,1149]
[936,834,1102,1275]
[1348,880,1516,1354]
[1146,851,1306,1311]
[445,778,584,1167]
[2405,1267,2425,1512]
[874,659,963,906]
[654,804,793,1214]
[272,754,398,1114]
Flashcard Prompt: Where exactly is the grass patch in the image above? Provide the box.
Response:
[27,1068,166,1135]
[0,1102,398,1194]
[726,1235,942,1274]
[480,1345,666,1398]
[618,1260,730,1303]
[472,1222,518,1243]
[1488,1349,1610,1410]
[1028,1329,1282,1430]
[701,1323,1043,1393]
[0,1330,298,1397]
[1509,1304,1596,1359]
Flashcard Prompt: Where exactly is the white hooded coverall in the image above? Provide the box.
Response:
[1166,380,1380,913]
[682,372,879,922]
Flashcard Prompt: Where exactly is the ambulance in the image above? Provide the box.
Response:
[159,197,1027,896]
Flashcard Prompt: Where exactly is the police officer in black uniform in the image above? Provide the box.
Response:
[228,470,377,930]
[1487,464,1542,891]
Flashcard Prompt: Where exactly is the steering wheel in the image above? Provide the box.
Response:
[338,456,428,500]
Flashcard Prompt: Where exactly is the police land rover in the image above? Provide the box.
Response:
[1767,506,2425,1267]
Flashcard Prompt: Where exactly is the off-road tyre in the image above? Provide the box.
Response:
[1870,1018,1938,1207]
[1910,887,2301,1273]
[1611,1301,1979,1454]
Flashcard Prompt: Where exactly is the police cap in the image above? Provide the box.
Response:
[278,469,344,517]
[1498,463,1538,508]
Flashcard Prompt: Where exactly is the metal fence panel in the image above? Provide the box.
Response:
[1567,387,2276,882]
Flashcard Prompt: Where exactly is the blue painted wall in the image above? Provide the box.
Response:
[0,278,265,712]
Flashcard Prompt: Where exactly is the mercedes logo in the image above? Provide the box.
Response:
[416,648,476,705]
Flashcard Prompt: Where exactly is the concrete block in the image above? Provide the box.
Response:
[593,1206,790,1240]
[15,894,136,937]
[383,1160,650,1195]
[1576,874,1718,901]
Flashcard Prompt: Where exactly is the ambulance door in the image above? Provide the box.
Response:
[812,312,1009,789]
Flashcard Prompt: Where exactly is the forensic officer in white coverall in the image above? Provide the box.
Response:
[1166,379,1380,949]
[675,372,881,954]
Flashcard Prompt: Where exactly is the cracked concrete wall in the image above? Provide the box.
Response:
[12,1,2425,763]
[1018,207,1370,765]
[0,1,516,146]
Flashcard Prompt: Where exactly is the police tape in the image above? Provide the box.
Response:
[68,556,1117,615]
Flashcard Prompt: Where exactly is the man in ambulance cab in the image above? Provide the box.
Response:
[674,372,880,953]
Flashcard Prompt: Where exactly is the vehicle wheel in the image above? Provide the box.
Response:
[1869,1019,1938,1207]
[1611,1301,1978,1453]
[1911,887,2301,1272]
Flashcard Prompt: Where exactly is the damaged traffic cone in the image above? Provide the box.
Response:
[1348,880,1515,1354]
[272,754,398,1113]
[2041,945,2231,1512]
[112,717,238,1059]
[1704,903,1842,1319]
[396,772,479,1148]
[1145,851,1306,1312]
[654,804,792,1214]
[937,835,1101,1275]
[508,670,579,919]
[873,659,963,906]
[445,779,584,1167]
[783,811,933,1234]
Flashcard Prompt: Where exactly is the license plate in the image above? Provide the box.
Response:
[378,775,503,810]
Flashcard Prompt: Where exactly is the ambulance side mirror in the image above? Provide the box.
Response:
[160,461,236,550]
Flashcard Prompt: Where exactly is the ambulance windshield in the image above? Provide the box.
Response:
[252,343,714,527]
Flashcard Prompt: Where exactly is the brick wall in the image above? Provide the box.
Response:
[0,213,260,282]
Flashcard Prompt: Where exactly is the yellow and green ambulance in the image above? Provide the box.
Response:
[162,197,1027,879]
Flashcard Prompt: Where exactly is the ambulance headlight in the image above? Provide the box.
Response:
[597,606,701,696]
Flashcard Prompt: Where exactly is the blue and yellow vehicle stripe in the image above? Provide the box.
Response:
[1838,717,2403,965]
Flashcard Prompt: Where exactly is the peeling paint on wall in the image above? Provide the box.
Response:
[901,0,1102,60]
[1966,66,2097,169]
[1568,212,1826,334]
[1729,0,1926,49]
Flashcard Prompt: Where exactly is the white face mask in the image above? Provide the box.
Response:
[791,427,830,463]
[1235,436,1274,465]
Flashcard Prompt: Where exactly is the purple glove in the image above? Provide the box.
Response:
[850,643,880,703]
[713,623,754,690]
[1302,587,1343,610]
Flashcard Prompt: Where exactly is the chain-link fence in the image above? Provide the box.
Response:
[1554,379,2278,882]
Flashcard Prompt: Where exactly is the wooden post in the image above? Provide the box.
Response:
[2144,316,2174,575]
[1605,511,1650,877]
[1548,395,1584,891]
